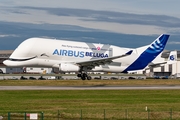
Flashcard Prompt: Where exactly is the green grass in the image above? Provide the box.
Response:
[0,80,180,119]
[0,90,180,119]
[0,80,180,111]
[0,90,180,112]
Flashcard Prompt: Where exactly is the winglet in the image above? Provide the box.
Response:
[126,50,133,55]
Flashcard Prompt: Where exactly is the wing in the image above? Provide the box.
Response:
[76,50,133,70]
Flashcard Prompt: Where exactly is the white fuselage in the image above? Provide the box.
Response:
[3,34,170,76]
[3,38,141,72]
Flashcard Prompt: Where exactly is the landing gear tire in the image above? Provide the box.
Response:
[78,73,91,80]
[77,74,81,77]
[81,76,86,80]
[87,76,92,80]
[81,73,87,80]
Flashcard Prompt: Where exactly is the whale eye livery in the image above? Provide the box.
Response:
[3,34,170,80]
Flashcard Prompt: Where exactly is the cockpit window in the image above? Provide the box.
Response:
[8,56,37,61]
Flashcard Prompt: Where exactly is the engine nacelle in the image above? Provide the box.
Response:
[59,63,80,72]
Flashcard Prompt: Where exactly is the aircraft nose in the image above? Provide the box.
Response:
[3,60,16,66]
[3,60,9,66]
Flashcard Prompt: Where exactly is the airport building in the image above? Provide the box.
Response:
[0,50,179,77]
[143,50,179,77]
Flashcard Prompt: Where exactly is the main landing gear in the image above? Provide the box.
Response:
[77,73,92,80]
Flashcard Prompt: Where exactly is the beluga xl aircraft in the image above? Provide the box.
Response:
[3,34,170,80]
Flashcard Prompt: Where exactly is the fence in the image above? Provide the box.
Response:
[0,109,178,120]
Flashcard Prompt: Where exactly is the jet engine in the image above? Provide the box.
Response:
[59,63,80,72]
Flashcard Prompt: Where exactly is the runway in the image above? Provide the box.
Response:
[0,85,180,90]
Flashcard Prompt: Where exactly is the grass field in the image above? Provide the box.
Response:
[1,90,180,111]
[0,79,180,86]
[0,79,180,119]
[0,90,180,119]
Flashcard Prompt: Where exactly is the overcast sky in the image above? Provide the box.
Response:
[0,0,180,35]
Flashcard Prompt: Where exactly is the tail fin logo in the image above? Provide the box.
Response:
[170,55,175,61]
[150,39,163,52]
[147,34,169,54]
[168,51,177,62]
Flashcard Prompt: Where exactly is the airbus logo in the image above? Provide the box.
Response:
[53,49,108,58]
[170,55,175,60]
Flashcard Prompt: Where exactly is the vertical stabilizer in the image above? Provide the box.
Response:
[123,34,170,72]
[167,50,177,64]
